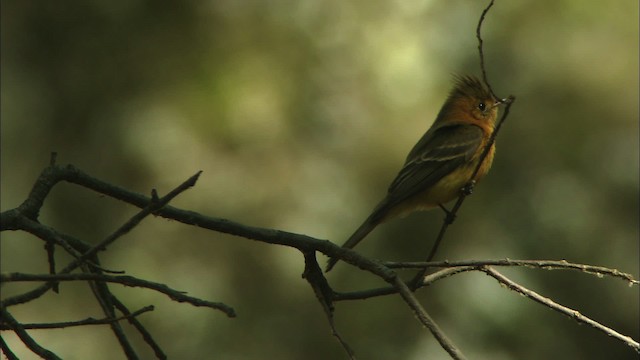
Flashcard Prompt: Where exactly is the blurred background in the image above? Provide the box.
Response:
[1,1,638,359]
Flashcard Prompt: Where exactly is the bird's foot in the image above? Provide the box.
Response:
[461,180,476,196]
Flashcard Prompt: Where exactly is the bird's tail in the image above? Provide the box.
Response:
[326,205,387,272]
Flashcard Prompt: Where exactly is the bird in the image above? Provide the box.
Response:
[326,75,501,272]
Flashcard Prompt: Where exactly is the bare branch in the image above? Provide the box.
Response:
[68,170,202,269]
[334,267,477,301]
[0,306,154,330]
[84,271,138,359]
[112,298,167,360]
[3,156,636,358]
[0,335,20,360]
[391,276,468,360]
[476,0,498,99]
[1,170,202,308]
[1,308,62,360]
[1,273,236,317]
[302,251,355,359]
[387,259,638,285]
[482,266,640,353]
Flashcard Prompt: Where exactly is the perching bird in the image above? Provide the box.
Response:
[326,75,500,272]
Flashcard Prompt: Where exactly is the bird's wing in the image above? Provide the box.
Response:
[326,123,484,272]
[385,123,484,208]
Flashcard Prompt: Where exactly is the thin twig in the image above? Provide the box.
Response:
[0,306,154,330]
[334,267,477,301]
[0,333,20,360]
[44,238,58,292]
[1,170,202,308]
[1,308,62,360]
[387,259,638,285]
[482,266,640,353]
[338,258,639,301]
[1,273,236,317]
[84,272,138,359]
[68,171,202,269]
[112,298,167,360]
[391,276,467,360]
[302,251,355,359]
[476,0,498,99]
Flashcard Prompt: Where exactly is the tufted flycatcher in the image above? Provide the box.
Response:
[326,75,501,272]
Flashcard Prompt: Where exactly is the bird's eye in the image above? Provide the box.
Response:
[478,102,486,111]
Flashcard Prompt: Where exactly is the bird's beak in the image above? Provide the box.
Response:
[492,98,507,108]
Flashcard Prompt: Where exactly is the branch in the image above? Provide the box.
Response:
[0,163,386,274]
[391,276,467,359]
[335,264,639,353]
[1,144,634,358]
[112,298,167,360]
[66,170,202,271]
[1,308,62,360]
[0,335,19,360]
[482,266,640,352]
[0,306,154,330]
[337,258,638,302]
[1,273,236,317]
[301,251,355,359]
[1,169,202,308]
[334,267,476,301]
[476,0,498,99]
[387,259,638,285]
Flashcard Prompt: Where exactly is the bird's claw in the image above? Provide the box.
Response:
[461,180,476,196]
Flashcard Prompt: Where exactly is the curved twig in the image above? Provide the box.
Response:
[387,259,638,285]
[482,266,640,352]
[1,273,236,317]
